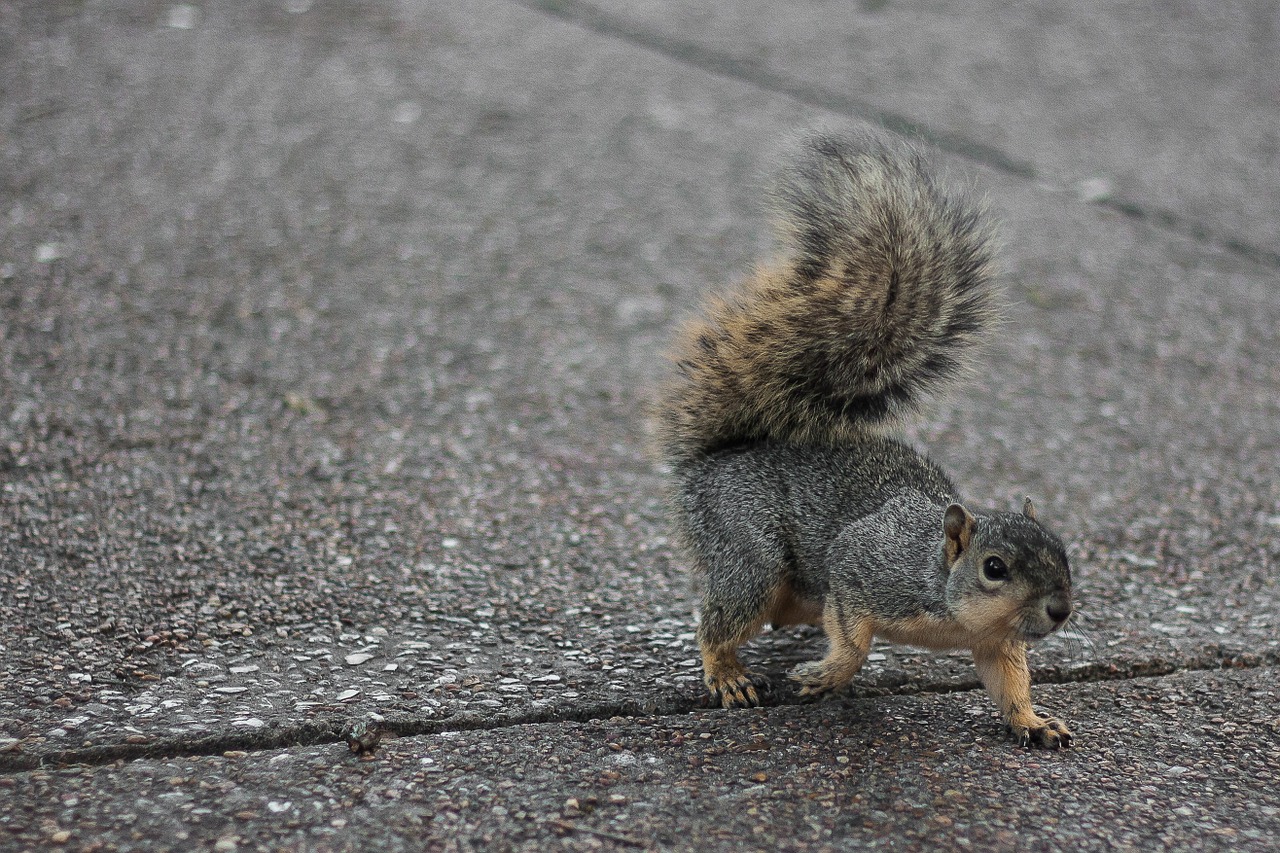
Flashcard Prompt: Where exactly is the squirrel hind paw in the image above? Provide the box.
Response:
[1008,718,1073,750]
[704,671,768,709]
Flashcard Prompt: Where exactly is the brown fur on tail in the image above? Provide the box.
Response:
[656,129,1001,464]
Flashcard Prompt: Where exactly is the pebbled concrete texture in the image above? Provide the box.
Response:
[1,0,1277,849]
[549,0,1280,261]
[4,669,1278,851]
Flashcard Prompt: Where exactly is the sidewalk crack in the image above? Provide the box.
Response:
[512,0,1280,271]
[2,646,1274,773]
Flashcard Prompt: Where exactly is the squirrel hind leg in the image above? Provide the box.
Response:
[694,549,795,708]
[699,637,770,709]
[696,581,789,709]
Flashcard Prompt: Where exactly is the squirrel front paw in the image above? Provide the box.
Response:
[1008,717,1073,750]
[789,660,846,699]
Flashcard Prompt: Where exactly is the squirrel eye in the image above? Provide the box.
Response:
[982,556,1010,582]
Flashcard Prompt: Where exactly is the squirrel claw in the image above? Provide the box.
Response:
[706,672,766,709]
[1009,717,1073,750]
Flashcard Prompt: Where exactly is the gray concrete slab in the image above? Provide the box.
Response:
[1,0,1277,848]
[3,668,1278,851]
[542,0,1280,263]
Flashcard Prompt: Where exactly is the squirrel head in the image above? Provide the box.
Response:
[940,499,1073,643]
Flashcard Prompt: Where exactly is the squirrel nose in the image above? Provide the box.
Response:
[1045,597,1072,625]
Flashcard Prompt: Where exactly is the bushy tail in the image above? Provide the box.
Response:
[656,129,1000,465]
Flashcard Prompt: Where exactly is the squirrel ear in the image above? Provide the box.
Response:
[1022,496,1037,521]
[943,503,975,566]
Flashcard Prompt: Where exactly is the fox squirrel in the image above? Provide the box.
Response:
[656,129,1074,749]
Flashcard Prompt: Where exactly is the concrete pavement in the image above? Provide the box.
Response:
[1,0,1277,850]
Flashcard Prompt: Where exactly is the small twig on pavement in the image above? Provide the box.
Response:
[549,818,649,848]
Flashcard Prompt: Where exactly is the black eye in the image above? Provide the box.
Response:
[982,556,1010,582]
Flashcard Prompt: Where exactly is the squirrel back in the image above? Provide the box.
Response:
[656,130,1000,465]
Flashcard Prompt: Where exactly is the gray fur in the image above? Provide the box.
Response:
[658,131,1075,735]
[676,439,1071,648]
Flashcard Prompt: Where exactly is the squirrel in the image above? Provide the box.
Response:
[655,129,1074,749]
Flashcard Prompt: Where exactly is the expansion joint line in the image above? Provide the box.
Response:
[514,0,1280,270]
[1,648,1274,774]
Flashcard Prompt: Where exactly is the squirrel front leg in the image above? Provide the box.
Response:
[972,641,1072,749]
[790,605,873,697]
